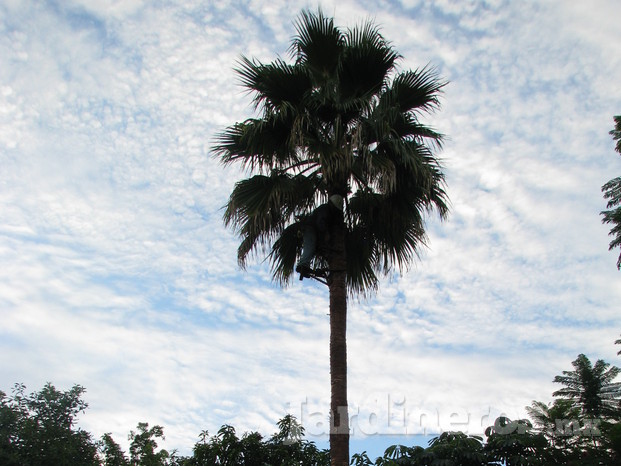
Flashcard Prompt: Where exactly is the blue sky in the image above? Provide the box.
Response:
[1,0,621,460]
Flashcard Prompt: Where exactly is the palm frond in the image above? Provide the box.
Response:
[224,173,317,266]
[348,190,427,273]
[393,117,445,146]
[269,223,302,285]
[525,401,550,426]
[213,116,322,174]
[345,225,378,294]
[593,359,621,385]
[611,115,621,154]
[339,20,400,101]
[373,200,427,271]
[602,117,621,269]
[386,67,447,114]
[600,203,621,268]
[236,57,312,112]
[319,147,354,191]
[351,147,395,192]
[290,9,343,79]
[361,138,449,217]
[602,176,621,209]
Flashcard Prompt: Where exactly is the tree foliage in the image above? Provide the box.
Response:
[552,353,621,419]
[2,362,621,466]
[0,382,99,466]
[213,9,448,465]
[528,351,621,464]
[188,415,329,466]
[100,432,129,466]
[128,422,170,466]
[601,115,621,269]
[213,8,448,293]
[483,417,548,465]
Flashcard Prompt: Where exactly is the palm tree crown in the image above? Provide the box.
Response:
[213,9,448,293]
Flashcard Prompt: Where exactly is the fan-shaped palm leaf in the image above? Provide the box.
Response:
[289,9,343,78]
[224,173,316,266]
[236,57,312,112]
[339,21,399,101]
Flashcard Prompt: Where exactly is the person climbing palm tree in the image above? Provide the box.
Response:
[296,194,344,280]
[213,9,448,465]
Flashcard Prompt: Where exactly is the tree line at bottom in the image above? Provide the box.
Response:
[2,347,621,465]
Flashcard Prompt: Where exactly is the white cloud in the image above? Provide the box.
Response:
[1,0,621,458]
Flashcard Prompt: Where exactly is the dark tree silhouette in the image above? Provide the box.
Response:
[553,353,621,419]
[602,115,621,269]
[213,9,448,464]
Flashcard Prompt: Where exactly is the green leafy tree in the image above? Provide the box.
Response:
[374,444,419,465]
[483,417,548,466]
[603,421,621,461]
[526,399,581,448]
[188,416,328,466]
[366,433,485,466]
[425,431,485,465]
[601,115,621,269]
[350,451,375,466]
[266,415,330,465]
[192,425,246,465]
[128,422,170,466]
[553,353,621,420]
[546,354,621,464]
[213,10,448,465]
[0,383,99,466]
[100,432,130,466]
[0,387,21,466]
[526,399,583,462]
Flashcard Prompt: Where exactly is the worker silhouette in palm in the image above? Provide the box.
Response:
[296,194,344,280]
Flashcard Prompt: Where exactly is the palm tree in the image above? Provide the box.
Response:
[212,10,448,465]
[601,115,621,269]
[553,354,621,420]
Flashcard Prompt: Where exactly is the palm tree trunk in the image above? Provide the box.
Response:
[328,222,349,466]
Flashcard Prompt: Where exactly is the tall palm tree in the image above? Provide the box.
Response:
[553,354,621,420]
[212,10,448,465]
[601,115,621,269]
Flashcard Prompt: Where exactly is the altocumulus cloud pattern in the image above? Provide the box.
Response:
[1,0,620,457]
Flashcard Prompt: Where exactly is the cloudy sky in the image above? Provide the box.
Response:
[2,0,621,459]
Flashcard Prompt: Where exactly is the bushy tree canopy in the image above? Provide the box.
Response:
[0,383,99,466]
[2,366,621,466]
